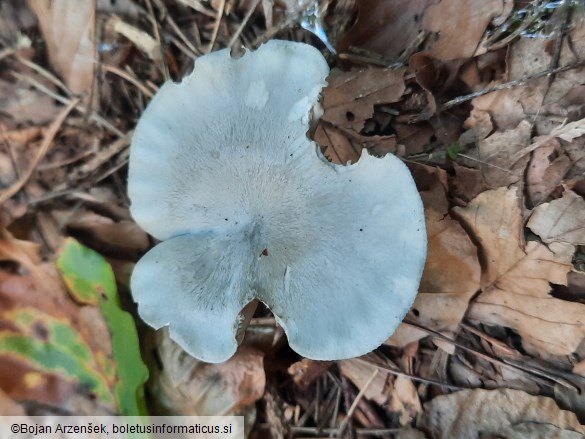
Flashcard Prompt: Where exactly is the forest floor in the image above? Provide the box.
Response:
[0,0,584,438]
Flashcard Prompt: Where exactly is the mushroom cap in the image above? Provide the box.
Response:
[129,40,427,363]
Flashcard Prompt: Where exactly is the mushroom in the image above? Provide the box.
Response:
[128,40,427,363]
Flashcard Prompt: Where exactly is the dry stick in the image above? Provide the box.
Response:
[102,65,156,98]
[16,55,71,95]
[207,0,226,53]
[403,321,578,391]
[166,16,199,57]
[252,11,301,48]
[26,133,132,206]
[228,0,262,48]
[336,369,378,438]
[11,72,124,138]
[460,323,580,388]
[408,58,585,123]
[359,356,465,391]
[0,98,80,204]
[168,34,198,60]
[145,0,171,81]
[0,48,15,61]
[485,5,542,51]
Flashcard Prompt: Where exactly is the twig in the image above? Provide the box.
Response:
[404,320,578,391]
[252,11,301,48]
[27,133,132,206]
[336,369,378,437]
[360,355,465,391]
[207,0,226,53]
[407,58,585,123]
[0,98,80,204]
[145,0,171,80]
[0,48,16,61]
[15,55,71,95]
[11,72,124,137]
[228,0,262,48]
[485,2,543,51]
[102,65,156,98]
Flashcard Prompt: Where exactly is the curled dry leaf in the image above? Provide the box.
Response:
[418,388,585,438]
[151,329,265,416]
[454,187,583,358]
[527,190,585,246]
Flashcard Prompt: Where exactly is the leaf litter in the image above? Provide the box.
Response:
[1,0,585,436]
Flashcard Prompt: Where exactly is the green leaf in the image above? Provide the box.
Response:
[57,238,149,415]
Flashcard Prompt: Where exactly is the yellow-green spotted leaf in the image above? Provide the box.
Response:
[57,238,148,415]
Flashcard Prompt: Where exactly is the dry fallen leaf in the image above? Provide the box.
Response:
[388,375,422,426]
[459,108,494,146]
[27,0,97,97]
[528,190,585,247]
[65,210,150,260]
[0,231,117,414]
[418,388,585,438]
[287,359,333,389]
[0,78,60,128]
[526,137,571,207]
[339,358,390,406]
[321,67,406,133]
[389,163,480,347]
[422,0,503,60]
[337,0,438,61]
[314,67,405,163]
[466,120,532,188]
[454,187,583,358]
[513,117,585,164]
[151,329,265,416]
[389,208,480,346]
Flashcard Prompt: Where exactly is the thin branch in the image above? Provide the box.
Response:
[336,369,378,437]
[11,72,124,137]
[228,0,262,48]
[207,0,226,53]
[408,58,585,123]
[102,65,156,98]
